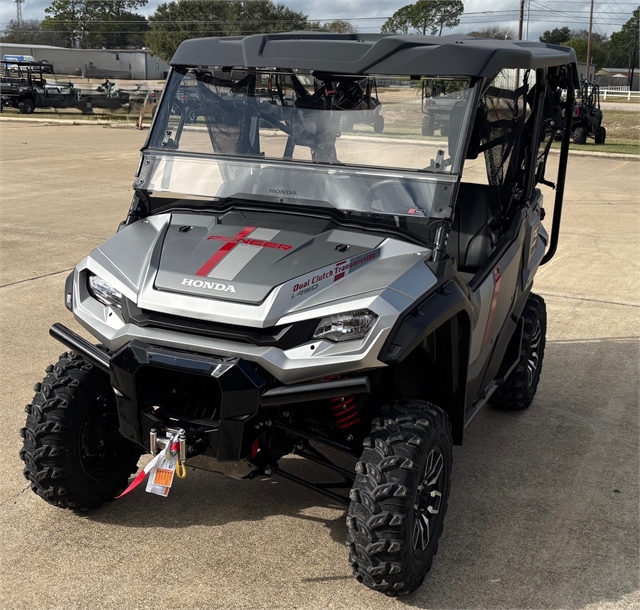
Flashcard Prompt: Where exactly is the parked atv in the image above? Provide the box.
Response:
[572,79,606,144]
[421,80,465,136]
[335,77,384,133]
[20,33,578,596]
[0,60,90,114]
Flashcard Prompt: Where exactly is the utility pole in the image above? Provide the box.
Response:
[14,0,24,26]
[515,0,525,88]
[586,0,595,80]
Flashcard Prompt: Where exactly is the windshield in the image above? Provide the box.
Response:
[149,69,474,173]
[143,68,474,222]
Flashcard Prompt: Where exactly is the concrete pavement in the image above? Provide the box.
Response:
[0,123,638,610]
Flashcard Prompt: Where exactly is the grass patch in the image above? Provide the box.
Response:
[550,139,639,155]
[601,96,640,104]
[600,110,639,139]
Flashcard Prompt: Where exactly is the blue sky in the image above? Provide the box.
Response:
[1,0,636,41]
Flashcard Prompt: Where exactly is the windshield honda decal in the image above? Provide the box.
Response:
[291,248,381,300]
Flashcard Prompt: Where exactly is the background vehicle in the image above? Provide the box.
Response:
[19,33,577,596]
[572,79,606,144]
[421,80,464,136]
[1,59,90,114]
[335,77,384,133]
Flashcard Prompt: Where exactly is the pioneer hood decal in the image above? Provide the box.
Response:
[154,214,383,304]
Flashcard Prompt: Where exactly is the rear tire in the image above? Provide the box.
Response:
[347,400,452,596]
[491,294,547,410]
[572,126,587,144]
[373,115,385,134]
[18,97,35,114]
[340,114,354,133]
[19,352,141,510]
[595,126,606,144]
[421,115,434,136]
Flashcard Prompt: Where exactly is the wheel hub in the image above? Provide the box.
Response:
[527,320,542,388]
[412,447,445,552]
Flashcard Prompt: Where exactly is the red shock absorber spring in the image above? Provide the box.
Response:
[327,376,360,430]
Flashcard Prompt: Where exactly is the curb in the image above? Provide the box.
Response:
[547,148,639,160]
[0,116,145,129]
[1,115,638,159]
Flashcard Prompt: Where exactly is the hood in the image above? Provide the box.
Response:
[154,213,384,304]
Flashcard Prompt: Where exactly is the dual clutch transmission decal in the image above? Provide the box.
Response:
[290,249,380,300]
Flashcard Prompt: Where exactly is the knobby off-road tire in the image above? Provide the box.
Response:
[373,115,385,134]
[421,115,434,136]
[572,126,588,144]
[340,114,354,133]
[20,352,141,510]
[491,293,547,410]
[18,97,35,114]
[347,401,453,596]
[595,126,606,144]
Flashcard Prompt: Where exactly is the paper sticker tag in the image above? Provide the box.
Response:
[146,452,177,497]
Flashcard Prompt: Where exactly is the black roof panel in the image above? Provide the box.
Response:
[170,32,577,78]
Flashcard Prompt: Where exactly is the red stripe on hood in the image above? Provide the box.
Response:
[196,226,255,277]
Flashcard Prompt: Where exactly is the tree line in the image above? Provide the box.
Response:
[1,0,637,72]
[0,0,354,58]
[539,10,639,72]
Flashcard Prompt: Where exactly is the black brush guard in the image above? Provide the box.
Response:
[50,323,367,505]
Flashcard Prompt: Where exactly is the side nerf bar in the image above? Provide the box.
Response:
[48,323,370,404]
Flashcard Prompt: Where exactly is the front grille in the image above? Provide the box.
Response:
[123,299,318,349]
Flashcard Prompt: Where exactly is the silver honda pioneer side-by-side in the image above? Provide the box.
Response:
[20,33,578,596]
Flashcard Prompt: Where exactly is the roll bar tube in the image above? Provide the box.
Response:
[541,64,576,265]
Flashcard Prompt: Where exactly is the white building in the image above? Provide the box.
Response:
[0,43,170,80]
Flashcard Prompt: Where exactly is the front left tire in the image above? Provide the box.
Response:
[20,352,141,510]
[347,400,452,596]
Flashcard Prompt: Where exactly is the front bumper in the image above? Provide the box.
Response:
[50,324,369,463]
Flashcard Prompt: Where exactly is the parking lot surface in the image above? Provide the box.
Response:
[0,123,638,610]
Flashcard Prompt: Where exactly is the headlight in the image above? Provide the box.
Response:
[312,309,377,343]
[88,274,122,309]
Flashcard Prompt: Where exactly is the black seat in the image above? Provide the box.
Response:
[447,182,494,273]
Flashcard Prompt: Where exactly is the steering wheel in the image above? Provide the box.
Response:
[362,179,416,215]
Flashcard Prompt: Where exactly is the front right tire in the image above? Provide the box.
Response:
[20,352,141,510]
[347,400,452,596]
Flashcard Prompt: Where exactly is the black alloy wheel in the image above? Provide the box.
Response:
[491,293,547,410]
[412,447,445,553]
[347,400,452,596]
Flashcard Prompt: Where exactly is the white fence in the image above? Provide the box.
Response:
[602,87,640,100]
